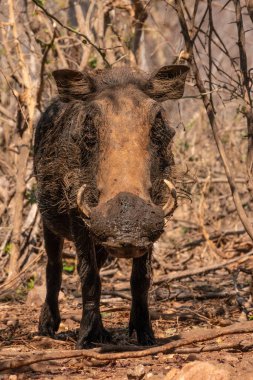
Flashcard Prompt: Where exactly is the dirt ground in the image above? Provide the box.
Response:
[1,230,253,380]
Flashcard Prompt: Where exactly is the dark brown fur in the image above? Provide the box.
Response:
[34,65,189,347]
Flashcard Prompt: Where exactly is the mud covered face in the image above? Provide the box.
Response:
[53,65,189,257]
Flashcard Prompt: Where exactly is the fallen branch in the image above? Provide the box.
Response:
[63,306,130,323]
[154,249,253,285]
[174,340,253,354]
[102,290,131,301]
[180,229,245,251]
[1,321,253,371]
[170,290,238,301]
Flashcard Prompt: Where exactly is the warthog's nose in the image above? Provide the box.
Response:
[90,192,164,256]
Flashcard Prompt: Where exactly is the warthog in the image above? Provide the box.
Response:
[34,65,189,347]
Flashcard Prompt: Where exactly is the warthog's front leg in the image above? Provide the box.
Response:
[129,250,155,345]
[71,216,111,348]
[39,222,63,337]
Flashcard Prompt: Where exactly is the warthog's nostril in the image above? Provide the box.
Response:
[121,242,131,248]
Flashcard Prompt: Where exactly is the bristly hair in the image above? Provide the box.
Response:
[92,67,149,92]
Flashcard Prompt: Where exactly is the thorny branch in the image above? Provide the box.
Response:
[36,27,57,111]
[154,249,253,285]
[32,0,111,67]
[174,0,253,241]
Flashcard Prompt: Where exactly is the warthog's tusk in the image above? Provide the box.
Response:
[77,184,91,219]
[163,179,177,217]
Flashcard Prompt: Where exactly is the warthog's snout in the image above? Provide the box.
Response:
[89,192,164,258]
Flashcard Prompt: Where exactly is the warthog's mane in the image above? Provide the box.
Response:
[92,67,149,92]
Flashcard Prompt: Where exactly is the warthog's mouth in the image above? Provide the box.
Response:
[77,187,177,259]
[102,239,152,258]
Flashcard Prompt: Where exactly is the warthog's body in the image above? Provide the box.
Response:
[34,65,189,347]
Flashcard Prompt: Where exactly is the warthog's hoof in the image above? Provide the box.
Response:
[38,302,61,337]
[76,326,112,349]
[129,319,156,346]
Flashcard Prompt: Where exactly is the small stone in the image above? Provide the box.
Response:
[219,320,232,327]
[26,286,65,307]
[7,319,18,327]
[186,354,198,361]
[127,364,146,379]
[164,361,231,380]
[26,285,46,307]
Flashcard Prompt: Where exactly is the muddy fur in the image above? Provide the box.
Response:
[34,101,99,219]
[149,110,176,206]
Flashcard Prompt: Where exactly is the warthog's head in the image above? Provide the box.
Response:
[53,65,189,258]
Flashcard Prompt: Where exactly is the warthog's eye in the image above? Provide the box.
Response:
[82,114,98,151]
[150,111,175,178]
[150,112,173,147]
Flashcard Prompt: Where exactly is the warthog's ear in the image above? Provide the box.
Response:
[53,69,95,102]
[147,65,189,101]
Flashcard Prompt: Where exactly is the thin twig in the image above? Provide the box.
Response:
[32,0,110,67]
[175,0,253,241]
[36,28,56,111]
